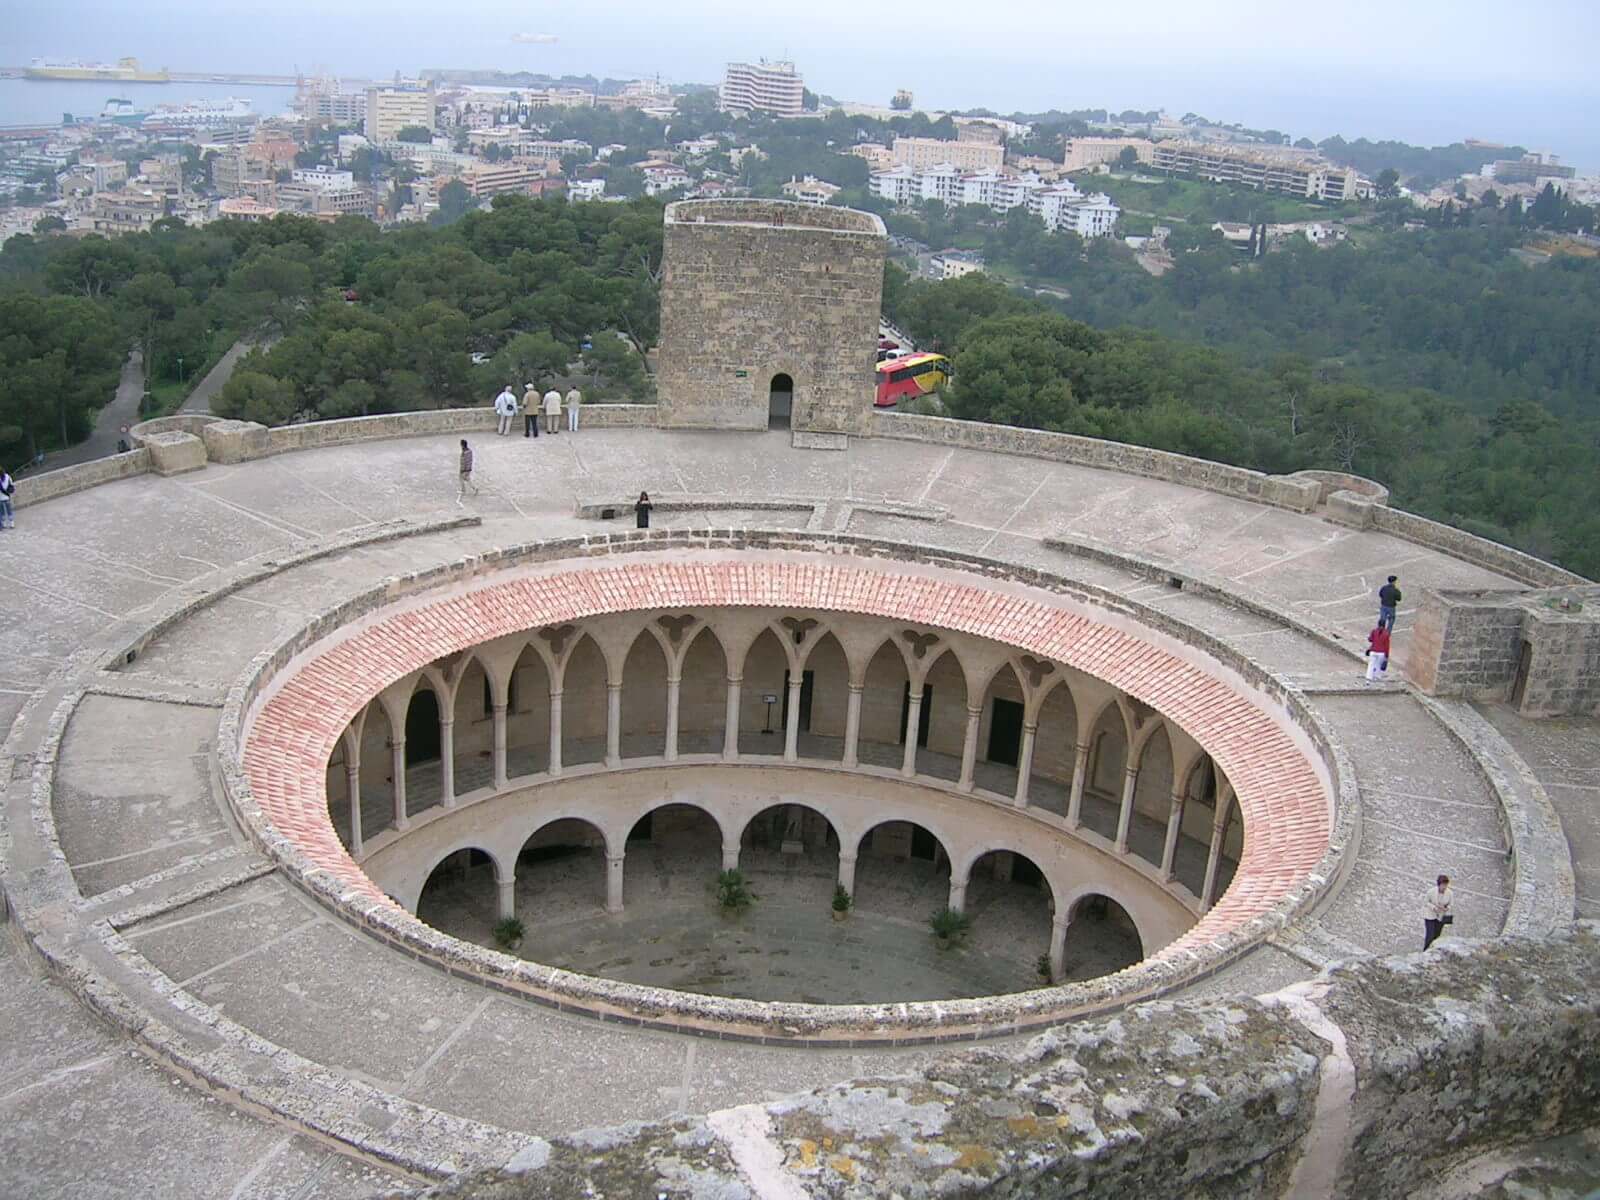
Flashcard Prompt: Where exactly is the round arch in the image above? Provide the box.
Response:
[409,842,506,922]
[1060,892,1145,981]
[515,816,610,914]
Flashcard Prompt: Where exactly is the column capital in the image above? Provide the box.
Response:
[1023,719,1039,733]
[837,851,858,864]
[606,680,622,692]
[966,704,983,718]
[491,701,507,713]
[391,736,406,749]
[549,688,564,700]
[1075,741,1090,756]
[1051,912,1071,932]
[848,679,865,693]
[727,673,744,685]
[607,853,625,867]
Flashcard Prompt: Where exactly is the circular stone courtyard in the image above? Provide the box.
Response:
[0,417,1590,1198]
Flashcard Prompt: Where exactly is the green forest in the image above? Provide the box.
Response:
[2,186,1598,577]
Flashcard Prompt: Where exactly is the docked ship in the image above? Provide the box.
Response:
[97,98,151,126]
[26,57,171,83]
[141,97,253,129]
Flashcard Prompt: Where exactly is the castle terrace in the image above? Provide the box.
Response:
[0,411,1593,1197]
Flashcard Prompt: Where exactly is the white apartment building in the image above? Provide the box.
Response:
[930,252,984,280]
[364,85,436,143]
[781,174,841,205]
[892,137,1004,172]
[869,164,919,206]
[291,167,355,190]
[1031,185,1119,237]
[957,169,1044,212]
[918,163,962,206]
[719,60,805,118]
[640,163,691,195]
[568,178,606,202]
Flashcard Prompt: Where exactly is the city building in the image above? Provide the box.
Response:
[138,154,184,195]
[956,169,1043,212]
[892,137,1004,172]
[454,160,557,199]
[364,84,436,143]
[297,76,366,126]
[868,164,920,207]
[719,60,805,118]
[217,196,279,222]
[780,174,841,206]
[639,162,692,196]
[848,143,896,171]
[90,187,165,234]
[1151,141,1360,201]
[568,178,606,202]
[1031,184,1120,237]
[930,250,984,279]
[1488,152,1576,184]
[1062,136,1156,172]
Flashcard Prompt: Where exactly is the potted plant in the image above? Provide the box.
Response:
[831,883,852,921]
[717,868,752,913]
[493,916,525,952]
[929,907,970,948]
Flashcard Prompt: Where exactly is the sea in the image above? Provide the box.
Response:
[0,77,299,128]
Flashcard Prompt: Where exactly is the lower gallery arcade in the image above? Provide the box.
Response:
[322,606,1243,998]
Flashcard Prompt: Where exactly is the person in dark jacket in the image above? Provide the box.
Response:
[1377,575,1402,630]
[635,491,653,529]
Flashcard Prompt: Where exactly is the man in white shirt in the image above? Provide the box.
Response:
[1423,874,1453,949]
[543,386,561,434]
[493,385,517,436]
[564,385,582,432]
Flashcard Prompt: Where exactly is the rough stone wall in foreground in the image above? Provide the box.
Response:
[656,199,886,434]
[402,925,1600,1200]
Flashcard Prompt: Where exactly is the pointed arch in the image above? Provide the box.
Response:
[620,627,670,758]
[505,639,552,778]
[857,637,912,766]
[677,624,728,754]
[561,632,609,766]
[738,627,791,757]
[799,630,850,760]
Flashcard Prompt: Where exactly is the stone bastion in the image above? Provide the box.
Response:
[0,417,1594,1195]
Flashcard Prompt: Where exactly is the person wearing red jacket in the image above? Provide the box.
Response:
[1365,624,1391,683]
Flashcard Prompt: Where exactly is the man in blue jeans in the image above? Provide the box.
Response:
[1378,575,1401,630]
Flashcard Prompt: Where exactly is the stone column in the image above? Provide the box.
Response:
[1160,788,1185,880]
[345,756,363,857]
[491,703,508,789]
[721,840,741,872]
[606,853,625,913]
[496,873,516,921]
[665,672,681,762]
[1014,721,1038,808]
[843,682,864,768]
[946,876,967,915]
[784,674,803,762]
[901,686,924,777]
[390,738,409,831]
[605,682,622,767]
[836,852,857,897]
[1067,742,1090,829]
[958,705,982,792]
[1048,913,1071,983]
[439,716,456,808]
[1201,786,1235,912]
[1115,767,1139,854]
[548,689,563,776]
[723,675,742,761]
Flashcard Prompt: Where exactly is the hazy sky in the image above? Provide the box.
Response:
[11,0,1600,164]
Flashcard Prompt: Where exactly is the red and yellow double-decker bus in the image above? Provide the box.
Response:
[874,353,952,408]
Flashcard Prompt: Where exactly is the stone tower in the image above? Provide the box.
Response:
[655,199,887,435]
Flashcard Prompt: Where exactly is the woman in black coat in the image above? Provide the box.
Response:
[635,491,653,529]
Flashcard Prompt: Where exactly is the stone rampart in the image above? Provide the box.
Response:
[405,924,1600,1200]
[10,447,149,507]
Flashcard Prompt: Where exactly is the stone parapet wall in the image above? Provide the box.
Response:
[406,925,1600,1200]
[1371,506,1586,588]
[10,447,149,507]
[873,410,1323,512]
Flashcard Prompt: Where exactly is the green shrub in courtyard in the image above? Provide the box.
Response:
[832,884,853,912]
[717,869,752,910]
[929,907,971,941]
[492,916,525,949]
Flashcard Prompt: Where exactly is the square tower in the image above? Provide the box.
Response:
[656,200,887,435]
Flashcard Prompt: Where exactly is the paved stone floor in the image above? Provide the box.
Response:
[417,845,1141,1003]
[0,425,1578,1195]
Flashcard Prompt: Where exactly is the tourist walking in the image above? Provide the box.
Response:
[543,386,561,434]
[1364,624,1391,683]
[635,490,652,529]
[0,465,15,530]
[565,384,582,432]
[1423,874,1453,950]
[494,385,517,436]
[1378,575,1402,631]
[522,382,540,437]
[457,439,480,502]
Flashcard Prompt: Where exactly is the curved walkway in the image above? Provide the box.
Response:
[0,427,1551,1195]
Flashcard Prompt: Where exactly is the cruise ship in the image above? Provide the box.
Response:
[26,57,171,83]
[141,97,254,129]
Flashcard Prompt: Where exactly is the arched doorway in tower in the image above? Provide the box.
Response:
[768,373,793,429]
